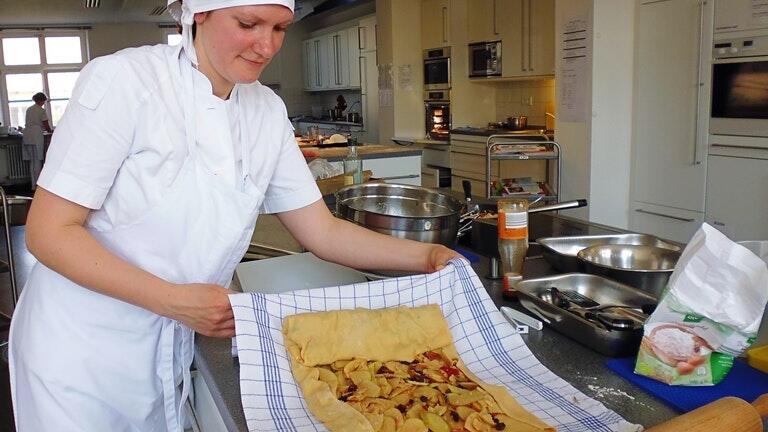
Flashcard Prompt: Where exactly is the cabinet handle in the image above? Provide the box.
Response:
[375,174,420,181]
[359,56,366,93]
[635,208,694,222]
[528,0,533,71]
[314,40,321,87]
[358,26,364,50]
[442,6,448,43]
[492,1,498,36]
[692,0,706,166]
[521,0,527,71]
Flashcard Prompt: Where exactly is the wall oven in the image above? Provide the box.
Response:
[710,34,768,138]
[468,41,502,78]
[423,47,451,91]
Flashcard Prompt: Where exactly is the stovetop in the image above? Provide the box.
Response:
[451,126,553,139]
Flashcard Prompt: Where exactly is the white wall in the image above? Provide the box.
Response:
[88,22,168,58]
[554,0,635,227]
[589,0,634,228]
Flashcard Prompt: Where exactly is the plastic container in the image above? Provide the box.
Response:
[497,198,529,298]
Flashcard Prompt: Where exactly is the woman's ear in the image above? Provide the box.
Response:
[193,11,210,25]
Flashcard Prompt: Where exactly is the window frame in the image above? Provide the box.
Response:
[0,29,89,127]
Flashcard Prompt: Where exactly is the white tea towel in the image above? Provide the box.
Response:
[230,259,641,432]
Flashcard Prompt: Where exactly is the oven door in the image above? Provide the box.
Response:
[710,56,768,137]
[424,58,450,90]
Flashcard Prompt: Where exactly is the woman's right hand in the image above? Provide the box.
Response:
[162,283,236,338]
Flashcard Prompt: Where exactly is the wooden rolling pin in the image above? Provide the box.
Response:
[646,394,768,432]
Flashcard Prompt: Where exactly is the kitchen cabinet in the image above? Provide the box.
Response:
[358,16,378,144]
[629,0,713,244]
[422,0,451,49]
[358,15,377,53]
[302,26,360,91]
[466,0,553,78]
[705,146,768,241]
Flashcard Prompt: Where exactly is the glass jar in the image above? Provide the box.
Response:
[497,198,529,298]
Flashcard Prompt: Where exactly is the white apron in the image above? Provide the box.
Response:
[9,48,261,431]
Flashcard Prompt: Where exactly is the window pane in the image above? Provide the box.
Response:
[2,37,41,65]
[48,72,80,99]
[5,73,44,103]
[49,100,69,126]
[8,102,29,128]
[168,33,182,46]
[45,36,83,64]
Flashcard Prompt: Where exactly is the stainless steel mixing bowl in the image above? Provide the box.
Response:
[335,183,464,245]
[577,244,681,298]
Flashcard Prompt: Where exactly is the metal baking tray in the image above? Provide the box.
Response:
[516,273,658,357]
[537,233,681,273]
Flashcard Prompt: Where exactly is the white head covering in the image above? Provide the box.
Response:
[167,0,295,64]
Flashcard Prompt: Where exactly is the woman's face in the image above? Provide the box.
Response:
[194,4,292,85]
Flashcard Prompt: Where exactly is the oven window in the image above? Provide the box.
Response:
[711,61,768,119]
[424,59,448,85]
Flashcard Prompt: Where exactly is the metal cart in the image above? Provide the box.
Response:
[0,187,32,312]
[485,134,561,201]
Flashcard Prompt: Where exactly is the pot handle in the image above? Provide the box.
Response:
[529,199,587,214]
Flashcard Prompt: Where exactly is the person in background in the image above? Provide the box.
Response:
[22,92,53,190]
[8,0,461,430]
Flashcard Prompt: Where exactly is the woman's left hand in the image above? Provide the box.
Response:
[424,245,463,273]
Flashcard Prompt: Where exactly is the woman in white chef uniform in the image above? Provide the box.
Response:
[22,92,53,190]
[8,0,460,430]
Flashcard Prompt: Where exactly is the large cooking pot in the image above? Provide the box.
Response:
[335,183,588,246]
[335,183,463,245]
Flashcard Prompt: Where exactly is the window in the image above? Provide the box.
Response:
[0,30,88,128]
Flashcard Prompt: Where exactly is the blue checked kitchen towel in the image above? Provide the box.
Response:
[229,259,641,432]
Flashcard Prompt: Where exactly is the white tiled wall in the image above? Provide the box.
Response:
[494,79,555,128]
[281,90,362,119]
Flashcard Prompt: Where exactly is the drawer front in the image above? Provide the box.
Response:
[451,175,486,196]
[451,152,494,176]
[450,141,486,156]
[422,146,451,167]
[630,201,704,244]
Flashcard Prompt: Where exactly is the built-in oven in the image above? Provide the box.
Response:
[423,47,450,91]
[468,41,502,78]
[424,90,450,141]
[710,34,768,138]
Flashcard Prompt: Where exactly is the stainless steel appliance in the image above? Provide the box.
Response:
[710,34,768,137]
[424,90,451,141]
[468,40,502,78]
[423,47,451,90]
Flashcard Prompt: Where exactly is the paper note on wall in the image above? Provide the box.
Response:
[557,14,592,123]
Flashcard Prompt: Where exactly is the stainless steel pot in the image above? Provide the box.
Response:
[347,112,362,123]
[335,183,463,245]
[335,183,588,246]
[506,115,528,130]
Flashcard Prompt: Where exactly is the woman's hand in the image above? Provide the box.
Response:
[423,245,463,273]
[162,283,236,338]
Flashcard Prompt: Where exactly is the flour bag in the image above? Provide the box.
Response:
[635,224,768,385]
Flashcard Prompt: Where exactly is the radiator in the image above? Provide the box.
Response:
[6,143,29,180]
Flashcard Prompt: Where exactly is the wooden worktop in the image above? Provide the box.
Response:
[302,144,422,161]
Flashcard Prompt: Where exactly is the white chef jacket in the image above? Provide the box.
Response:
[22,104,48,159]
[39,44,320,231]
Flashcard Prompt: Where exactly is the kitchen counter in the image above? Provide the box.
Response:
[302,143,422,162]
[294,117,363,127]
[451,126,554,140]
[194,211,680,431]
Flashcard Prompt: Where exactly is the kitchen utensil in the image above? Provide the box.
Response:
[506,115,528,130]
[538,233,681,273]
[548,287,644,331]
[346,112,361,123]
[335,183,464,245]
[645,394,768,432]
[517,273,657,356]
[500,306,543,331]
[577,244,680,298]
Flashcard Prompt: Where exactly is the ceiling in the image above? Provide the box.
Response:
[0,0,331,27]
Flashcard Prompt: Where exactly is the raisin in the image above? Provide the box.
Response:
[339,394,349,402]
[419,396,428,402]
[396,404,408,413]
[450,411,460,422]
[494,422,506,430]
[347,384,358,393]
[377,365,393,374]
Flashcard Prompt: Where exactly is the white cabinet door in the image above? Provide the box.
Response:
[302,37,328,91]
[706,152,768,241]
[422,0,451,48]
[358,16,377,53]
[526,0,555,76]
[630,201,704,244]
[327,31,350,89]
[347,27,361,88]
[631,0,711,214]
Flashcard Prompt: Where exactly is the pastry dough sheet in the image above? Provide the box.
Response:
[283,304,555,432]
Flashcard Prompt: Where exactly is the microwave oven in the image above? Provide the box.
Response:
[710,35,768,138]
[423,47,450,91]
[468,41,502,78]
